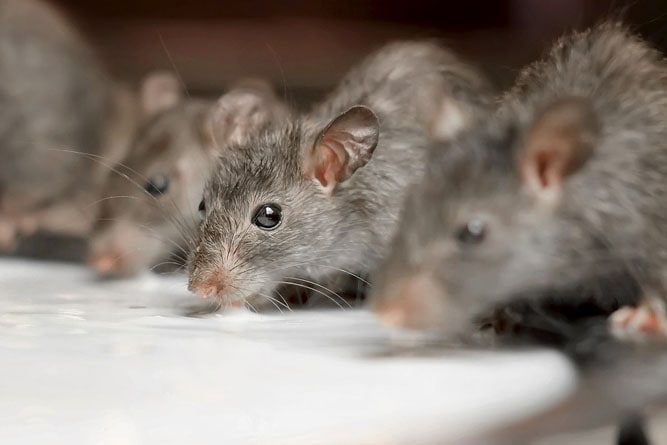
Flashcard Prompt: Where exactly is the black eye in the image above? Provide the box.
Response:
[144,174,169,196]
[198,199,206,218]
[456,218,487,245]
[252,203,282,230]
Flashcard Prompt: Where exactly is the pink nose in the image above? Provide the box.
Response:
[188,275,226,299]
[192,282,219,299]
[88,251,124,275]
[373,273,447,330]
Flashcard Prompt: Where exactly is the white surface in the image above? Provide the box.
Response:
[0,259,578,445]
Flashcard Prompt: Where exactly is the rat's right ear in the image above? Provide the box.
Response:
[304,105,380,195]
[140,71,182,116]
[519,97,599,205]
[209,82,288,150]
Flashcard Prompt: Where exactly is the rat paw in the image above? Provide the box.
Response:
[610,299,667,342]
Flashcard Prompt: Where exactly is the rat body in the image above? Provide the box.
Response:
[89,78,292,276]
[188,41,493,306]
[371,23,667,336]
[0,0,139,249]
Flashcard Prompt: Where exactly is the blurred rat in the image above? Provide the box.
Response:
[371,22,667,340]
[0,0,145,249]
[88,77,292,276]
[188,41,493,307]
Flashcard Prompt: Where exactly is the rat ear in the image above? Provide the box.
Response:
[140,71,182,116]
[209,81,288,149]
[304,105,380,194]
[520,97,599,204]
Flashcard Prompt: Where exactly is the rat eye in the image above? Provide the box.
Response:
[252,203,282,230]
[144,174,169,196]
[456,218,487,245]
[198,199,206,218]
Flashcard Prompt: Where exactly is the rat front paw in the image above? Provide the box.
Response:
[610,299,667,342]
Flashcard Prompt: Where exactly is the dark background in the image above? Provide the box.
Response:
[54,0,667,101]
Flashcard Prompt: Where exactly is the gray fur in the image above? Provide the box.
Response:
[0,0,130,244]
[307,40,493,139]
[89,99,215,276]
[90,79,293,277]
[0,0,138,250]
[188,41,493,305]
[372,22,667,333]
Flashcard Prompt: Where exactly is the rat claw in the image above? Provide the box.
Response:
[610,298,667,342]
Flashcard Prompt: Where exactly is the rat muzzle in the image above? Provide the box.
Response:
[372,271,457,332]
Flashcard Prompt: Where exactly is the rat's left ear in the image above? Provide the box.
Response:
[520,97,599,205]
[304,105,380,194]
[208,80,289,150]
[140,71,182,116]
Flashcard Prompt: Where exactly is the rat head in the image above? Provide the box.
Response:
[89,72,217,276]
[89,77,292,277]
[188,105,380,306]
[372,97,606,335]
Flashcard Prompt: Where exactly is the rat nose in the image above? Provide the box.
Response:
[188,273,226,299]
[88,250,125,275]
[373,272,447,330]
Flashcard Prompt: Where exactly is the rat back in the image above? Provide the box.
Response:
[308,40,493,140]
[0,0,112,241]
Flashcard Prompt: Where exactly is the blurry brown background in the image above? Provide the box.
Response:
[54,0,667,108]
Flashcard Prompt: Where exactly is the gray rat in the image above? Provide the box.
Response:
[371,22,667,339]
[0,0,139,249]
[188,41,493,307]
[89,77,292,276]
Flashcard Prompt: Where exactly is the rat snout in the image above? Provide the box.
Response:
[188,263,248,308]
[88,231,126,275]
[372,272,450,331]
[188,268,228,299]
[88,249,126,275]
[188,278,223,299]
[87,221,147,277]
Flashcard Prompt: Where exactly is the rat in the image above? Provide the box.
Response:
[370,23,667,445]
[370,22,667,340]
[187,40,493,307]
[0,0,142,250]
[88,77,293,276]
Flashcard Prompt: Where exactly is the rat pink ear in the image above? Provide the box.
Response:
[140,71,182,116]
[304,105,380,194]
[520,97,599,204]
[209,82,289,149]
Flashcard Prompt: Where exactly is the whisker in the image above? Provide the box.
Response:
[155,29,191,99]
